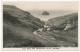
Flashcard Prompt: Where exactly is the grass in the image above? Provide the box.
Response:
[37,29,78,47]
[3,23,45,47]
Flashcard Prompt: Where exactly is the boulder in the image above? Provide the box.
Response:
[42,11,49,15]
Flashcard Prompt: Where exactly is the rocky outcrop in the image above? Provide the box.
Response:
[64,24,73,30]
[46,13,78,30]
[42,11,49,15]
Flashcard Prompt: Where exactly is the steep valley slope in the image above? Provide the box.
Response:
[3,5,47,47]
[42,13,78,47]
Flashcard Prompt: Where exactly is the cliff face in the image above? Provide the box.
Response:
[46,13,78,30]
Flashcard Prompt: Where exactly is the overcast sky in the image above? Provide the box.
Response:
[3,1,79,11]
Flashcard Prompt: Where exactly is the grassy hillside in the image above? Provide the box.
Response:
[37,29,78,47]
[40,13,78,47]
[46,13,78,30]
[3,23,46,47]
[3,5,46,47]
[3,5,45,31]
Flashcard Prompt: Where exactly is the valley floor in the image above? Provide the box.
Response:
[33,29,78,47]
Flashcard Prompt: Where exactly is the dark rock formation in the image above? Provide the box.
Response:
[46,13,78,30]
[42,11,49,15]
